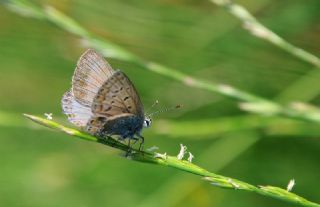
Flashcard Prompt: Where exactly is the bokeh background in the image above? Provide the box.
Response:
[1,0,320,206]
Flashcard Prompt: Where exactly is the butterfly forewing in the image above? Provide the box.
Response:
[72,49,115,107]
[61,91,92,127]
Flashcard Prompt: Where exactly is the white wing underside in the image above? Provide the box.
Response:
[61,91,92,127]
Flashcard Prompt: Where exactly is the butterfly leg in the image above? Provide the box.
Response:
[137,135,144,152]
[125,138,133,157]
[132,137,139,146]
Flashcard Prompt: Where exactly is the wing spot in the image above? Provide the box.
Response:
[124,96,129,101]
[93,104,103,111]
[97,117,106,121]
[105,106,112,111]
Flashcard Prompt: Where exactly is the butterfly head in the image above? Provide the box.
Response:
[144,103,182,128]
[143,116,152,128]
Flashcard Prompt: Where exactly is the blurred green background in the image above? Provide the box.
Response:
[1,0,320,206]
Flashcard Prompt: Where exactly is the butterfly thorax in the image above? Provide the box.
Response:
[97,114,144,139]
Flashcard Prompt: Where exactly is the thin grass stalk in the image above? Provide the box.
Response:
[210,0,320,68]
[23,114,320,207]
[4,0,320,124]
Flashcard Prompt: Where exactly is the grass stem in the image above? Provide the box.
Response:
[23,114,320,207]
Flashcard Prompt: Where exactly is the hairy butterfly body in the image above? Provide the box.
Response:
[62,49,150,145]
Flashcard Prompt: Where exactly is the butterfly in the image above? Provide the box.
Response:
[61,49,151,147]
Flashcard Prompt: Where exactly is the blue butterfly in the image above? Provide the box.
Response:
[61,49,151,146]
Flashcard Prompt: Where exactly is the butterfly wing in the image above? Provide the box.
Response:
[86,71,144,136]
[91,70,144,116]
[72,49,115,107]
[61,90,92,127]
[62,49,114,127]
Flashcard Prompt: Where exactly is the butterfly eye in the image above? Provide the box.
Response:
[143,118,152,128]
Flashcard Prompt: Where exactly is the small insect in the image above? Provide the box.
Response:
[61,49,150,148]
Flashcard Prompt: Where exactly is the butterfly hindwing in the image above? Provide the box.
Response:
[91,70,144,118]
[86,71,145,137]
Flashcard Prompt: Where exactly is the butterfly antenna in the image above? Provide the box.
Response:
[148,104,182,117]
[145,100,159,114]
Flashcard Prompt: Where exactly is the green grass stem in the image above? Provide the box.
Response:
[210,0,320,68]
[23,114,320,207]
[4,0,320,125]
